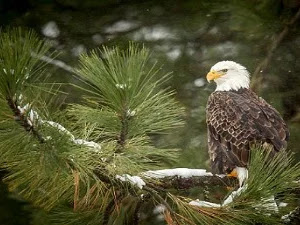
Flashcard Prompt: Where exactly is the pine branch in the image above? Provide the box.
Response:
[5,93,102,152]
[149,173,237,190]
[116,111,129,151]
[283,206,300,224]
[6,96,45,143]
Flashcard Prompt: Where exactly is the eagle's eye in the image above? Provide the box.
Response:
[221,69,228,73]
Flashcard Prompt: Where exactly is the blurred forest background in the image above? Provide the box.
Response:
[0,0,300,224]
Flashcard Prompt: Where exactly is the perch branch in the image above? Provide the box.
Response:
[141,168,237,189]
[152,174,237,190]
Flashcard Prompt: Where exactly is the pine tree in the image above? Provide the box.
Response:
[0,28,299,225]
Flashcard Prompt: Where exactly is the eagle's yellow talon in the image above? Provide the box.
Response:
[227,168,238,178]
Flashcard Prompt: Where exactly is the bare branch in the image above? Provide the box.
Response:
[251,7,300,93]
[152,174,237,190]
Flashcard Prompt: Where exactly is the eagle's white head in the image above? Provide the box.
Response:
[206,61,250,91]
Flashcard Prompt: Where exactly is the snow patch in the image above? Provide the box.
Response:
[131,25,177,41]
[279,202,288,207]
[116,83,127,89]
[126,109,136,117]
[44,121,101,151]
[142,168,213,179]
[189,199,221,208]
[256,196,279,213]
[223,184,248,206]
[116,174,146,189]
[92,34,104,44]
[104,20,138,33]
[71,45,86,57]
[16,102,101,152]
[43,120,75,139]
[194,78,206,87]
[281,208,297,223]
[42,21,60,38]
[73,139,101,152]
[236,167,248,187]
[166,48,181,61]
[153,204,166,214]
[18,104,28,114]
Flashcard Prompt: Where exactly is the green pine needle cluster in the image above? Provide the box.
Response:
[0,28,299,225]
[69,44,184,143]
[0,27,51,97]
[67,44,184,174]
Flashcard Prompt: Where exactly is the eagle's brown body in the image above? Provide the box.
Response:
[206,88,289,174]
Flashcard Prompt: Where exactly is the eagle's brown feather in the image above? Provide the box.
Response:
[206,88,289,174]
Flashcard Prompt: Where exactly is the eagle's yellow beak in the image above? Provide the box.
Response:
[206,70,223,83]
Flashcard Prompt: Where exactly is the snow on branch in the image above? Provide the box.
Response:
[10,96,101,151]
[141,168,237,190]
[42,120,101,151]
[142,168,243,208]
[187,185,247,209]
[282,207,300,224]
[116,174,146,189]
[189,200,221,208]
[142,168,213,178]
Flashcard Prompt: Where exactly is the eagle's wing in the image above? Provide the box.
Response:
[206,89,289,174]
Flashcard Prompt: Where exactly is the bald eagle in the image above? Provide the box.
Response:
[206,61,289,176]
